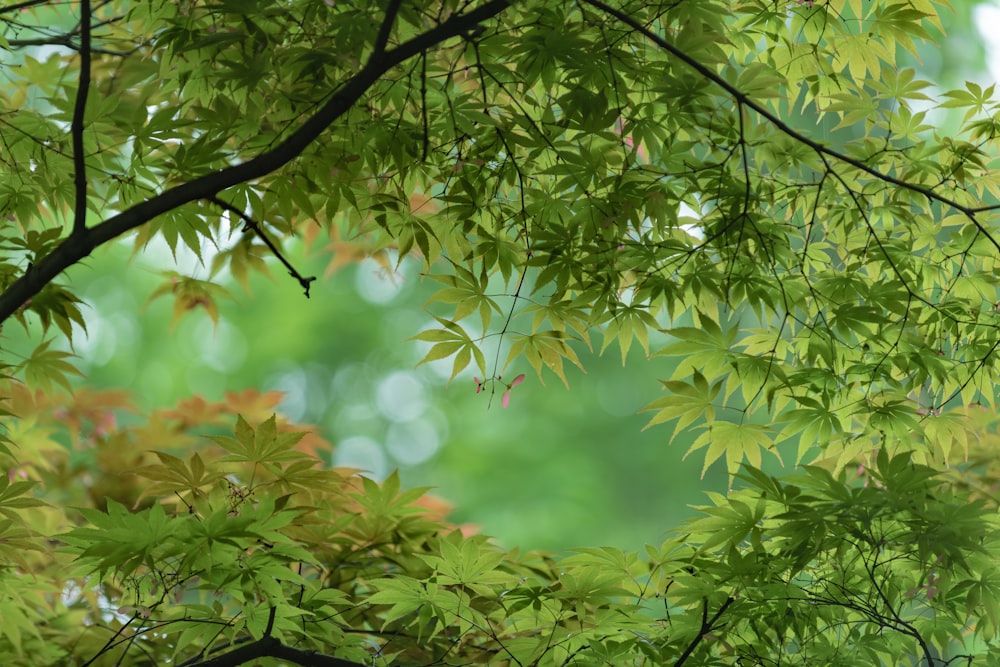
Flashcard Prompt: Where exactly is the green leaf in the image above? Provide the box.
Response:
[686,421,778,477]
[411,316,486,380]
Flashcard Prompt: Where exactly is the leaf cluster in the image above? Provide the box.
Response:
[5,0,1000,664]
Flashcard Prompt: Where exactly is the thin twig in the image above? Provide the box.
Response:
[8,34,143,56]
[580,0,1000,254]
[673,596,734,667]
[206,196,316,298]
[0,0,48,15]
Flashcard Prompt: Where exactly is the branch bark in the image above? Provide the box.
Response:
[184,636,364,667]
[673,596,734,667]
[0,0,512,324]
[0,0,49,15]
[206,196,316,297]
[70,0,91,236]
[581,0,1000,249]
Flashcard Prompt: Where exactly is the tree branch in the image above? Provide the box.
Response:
[263,606,276,638]
[580,0,1000,253]
[206,196,316,297]
[70,0,91,236]
[7,30,142,56]
[6,6,134,54]
[0,0,512,324]
[673,596,733,667]
[0,0,49,15]
[184,636,364,667]
[372,0,403,61]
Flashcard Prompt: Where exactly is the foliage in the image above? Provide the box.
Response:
[2,0,1000,665]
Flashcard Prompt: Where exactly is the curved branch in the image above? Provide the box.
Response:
[0,0,49,15]
[185,636,363,667]
[206,196,316,297]
[0,0,512,324]
[673,596,734,667]
[580,0,1000,253]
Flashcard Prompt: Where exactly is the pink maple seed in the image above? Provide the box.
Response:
[501,374,526,408]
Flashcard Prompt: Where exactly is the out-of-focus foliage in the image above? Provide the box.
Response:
[21,242,722,551]
[4,0,1000,665]
[9,388,1000,666]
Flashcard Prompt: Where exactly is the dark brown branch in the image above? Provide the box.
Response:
[0,0,48,15]
[372,0,403,61]
[185,636,364,667]
[6,6,135,55]
[70,0,91,236]
[79,610,143,667]
[6,34,137,55]
[856,546,937,667]
[580,0,1000,254]
[673,596,733,667]
[0,0,512,324]
[263,606,276,638]
[940,336,1000,409]
[206,196,316,297]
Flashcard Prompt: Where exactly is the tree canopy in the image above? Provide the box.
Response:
[3,0,1000,665]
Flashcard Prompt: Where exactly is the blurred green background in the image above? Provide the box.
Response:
[23,238,729,552]
[5,0,995,553]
